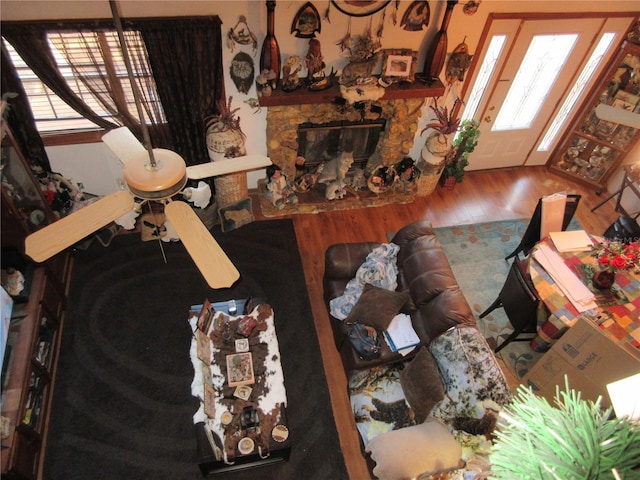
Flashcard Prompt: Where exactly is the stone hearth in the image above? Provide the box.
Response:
[265,98,425,180]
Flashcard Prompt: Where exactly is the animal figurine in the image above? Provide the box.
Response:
[339,51,383,87]
[317,151,354,200]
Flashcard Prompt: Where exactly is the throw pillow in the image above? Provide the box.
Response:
[428,326,512,423]
[365,419,462,480]
[345,283,410,331]
[218,197,254,232]
[400,347,445,423]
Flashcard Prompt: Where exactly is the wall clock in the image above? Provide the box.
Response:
[331,0,391,17]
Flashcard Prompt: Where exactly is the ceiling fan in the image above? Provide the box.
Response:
[23,0,271,289]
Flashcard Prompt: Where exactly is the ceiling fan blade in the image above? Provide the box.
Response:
[102,127,147,165]
[25,190,135,263]
[595,103,640,129]
[164,201,239,289]
[186,154,271,180]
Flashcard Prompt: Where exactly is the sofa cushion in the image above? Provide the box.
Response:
[428,326,512,423]
[346,283,410,331]
[365,419,462,480]
[399,347,445,423]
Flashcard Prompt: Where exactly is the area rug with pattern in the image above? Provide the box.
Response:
[433,218,581,380]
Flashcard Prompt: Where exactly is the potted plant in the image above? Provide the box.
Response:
[420,98,461,159]
[440,119,480,189]
[490,379,640,479]
[415,98,461,196]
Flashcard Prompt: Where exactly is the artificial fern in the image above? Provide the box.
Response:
[490,378,640,479]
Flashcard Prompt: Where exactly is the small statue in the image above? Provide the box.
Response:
[305,38,326,81]
[265,164,298,209]
[281,56,302,92]
[395,157,420,193]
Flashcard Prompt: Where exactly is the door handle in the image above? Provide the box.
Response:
[484,115,492,123]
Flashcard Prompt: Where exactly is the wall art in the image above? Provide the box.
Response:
[400,1,430,31]
[227,15,257,53]
[230,52,255,94]
[331,0,390,17]
[291,2,321,38]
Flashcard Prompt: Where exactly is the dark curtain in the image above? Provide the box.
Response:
[2,17,225,167]
[137,16,225,166]
[1,24,119,131]
[1,41,51,171]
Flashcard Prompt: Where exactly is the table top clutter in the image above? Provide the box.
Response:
[529,234,640,349]
[188,300,290,471]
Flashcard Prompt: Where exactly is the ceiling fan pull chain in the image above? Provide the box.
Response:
[148,202,168,264]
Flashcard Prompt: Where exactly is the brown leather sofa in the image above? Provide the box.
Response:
[323,220,476,375]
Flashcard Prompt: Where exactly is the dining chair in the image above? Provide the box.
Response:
[505,194,582,260]
[480,254,541,353]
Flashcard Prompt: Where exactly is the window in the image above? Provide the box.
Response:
[3,29,164,134]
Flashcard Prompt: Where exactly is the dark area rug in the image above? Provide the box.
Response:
[43,219,347,480]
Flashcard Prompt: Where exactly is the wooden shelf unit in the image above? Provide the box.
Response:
[1,102,73,480]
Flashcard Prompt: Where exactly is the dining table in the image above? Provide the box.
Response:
[528,235,640,352]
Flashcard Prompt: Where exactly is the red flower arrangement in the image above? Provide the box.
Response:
[591,240,640,272]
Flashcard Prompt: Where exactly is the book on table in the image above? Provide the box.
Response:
[384,314,420,352]
[549,230,593,253]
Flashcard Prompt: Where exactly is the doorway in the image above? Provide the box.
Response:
[461,15,636,171]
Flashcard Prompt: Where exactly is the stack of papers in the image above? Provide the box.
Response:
[550,230,593,253]
[532,244,597,313]
[384,314,420,356]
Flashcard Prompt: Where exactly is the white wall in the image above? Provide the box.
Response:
[3,0,639,195]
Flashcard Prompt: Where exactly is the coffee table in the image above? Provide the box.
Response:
[188,300,290,475]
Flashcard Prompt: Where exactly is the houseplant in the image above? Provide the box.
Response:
[440,119,480,189]
[415,98,461,195]
[490,379,640,479]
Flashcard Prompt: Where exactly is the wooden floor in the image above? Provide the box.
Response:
[253,165,619,479]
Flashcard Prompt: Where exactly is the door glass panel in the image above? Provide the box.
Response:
[461,35,507,123]
[537,33,617,151]
[493,34,578,131]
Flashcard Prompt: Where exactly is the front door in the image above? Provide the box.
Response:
[463,16,635,171]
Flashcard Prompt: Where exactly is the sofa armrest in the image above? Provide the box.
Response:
[323,242,381,303]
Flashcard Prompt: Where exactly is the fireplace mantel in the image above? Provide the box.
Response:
[259,76,445,107]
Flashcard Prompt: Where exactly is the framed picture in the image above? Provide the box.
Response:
[381,49,417,84]
[197,299,214,332]
[226,352,255,387]
[196,329,212,366]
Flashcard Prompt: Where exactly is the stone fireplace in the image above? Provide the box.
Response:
[265,97,426,181]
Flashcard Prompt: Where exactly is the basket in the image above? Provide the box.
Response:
[415,160,444,196]
[214,172,248,208]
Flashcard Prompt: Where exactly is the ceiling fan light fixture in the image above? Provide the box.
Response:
[123,149,188,200]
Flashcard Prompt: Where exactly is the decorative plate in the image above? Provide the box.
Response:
[271,424,289,443]
[331,0,390,17]
[238,436,255,454]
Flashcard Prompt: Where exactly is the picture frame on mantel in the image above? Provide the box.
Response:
[380,49,418,85]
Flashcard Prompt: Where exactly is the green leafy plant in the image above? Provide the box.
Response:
[441,119,480,183]
[490,378,640,479]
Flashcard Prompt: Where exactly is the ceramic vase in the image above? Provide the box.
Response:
[592,268,615,290]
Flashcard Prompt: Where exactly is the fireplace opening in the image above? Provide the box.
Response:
[296,119,386,173]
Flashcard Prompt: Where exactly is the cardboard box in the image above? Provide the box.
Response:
[524,317,640,408]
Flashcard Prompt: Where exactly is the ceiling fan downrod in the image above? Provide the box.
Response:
[109,0,187,200]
